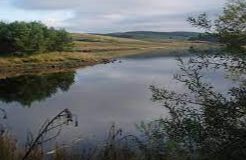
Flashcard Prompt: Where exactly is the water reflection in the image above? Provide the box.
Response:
[146,50,246,159]
[0,50,239,152]
[0,72,75,106]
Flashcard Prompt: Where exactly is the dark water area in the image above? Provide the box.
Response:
[0,51,234,149]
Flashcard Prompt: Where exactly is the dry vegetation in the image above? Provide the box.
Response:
[0,33,214,78]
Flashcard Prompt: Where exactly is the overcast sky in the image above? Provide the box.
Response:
[0,0,226,33]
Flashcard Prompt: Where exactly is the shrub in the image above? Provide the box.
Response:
[0,21,73,55]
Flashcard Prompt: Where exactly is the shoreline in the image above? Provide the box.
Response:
[0,41,214,79]
[0,55,113,79]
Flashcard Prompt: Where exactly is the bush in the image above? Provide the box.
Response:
[187,0,246,47]
[0,21,73,55]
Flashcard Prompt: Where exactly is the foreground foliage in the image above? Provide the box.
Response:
[188,0,246,47]
[148,49,246,160]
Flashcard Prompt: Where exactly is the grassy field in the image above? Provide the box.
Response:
[0,33,214,78]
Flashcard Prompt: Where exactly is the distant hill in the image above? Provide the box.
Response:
[103,31,201,41]
[71,33,147,43]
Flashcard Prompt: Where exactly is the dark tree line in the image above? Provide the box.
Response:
[0,21,73,55]
[188,33,218,42]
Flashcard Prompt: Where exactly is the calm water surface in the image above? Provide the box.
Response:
[0,52,232,147]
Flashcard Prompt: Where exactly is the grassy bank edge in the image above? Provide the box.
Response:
[0,42,215,79]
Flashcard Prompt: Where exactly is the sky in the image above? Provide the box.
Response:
[0,0,226,33]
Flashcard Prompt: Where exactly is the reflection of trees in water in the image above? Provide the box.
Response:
[0,72,75,106]
[1,50,246,160]
[142,50,246,160]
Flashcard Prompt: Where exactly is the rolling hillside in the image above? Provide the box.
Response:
[103,31,200,41]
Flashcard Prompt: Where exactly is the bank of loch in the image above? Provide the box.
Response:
[0,35,213,79]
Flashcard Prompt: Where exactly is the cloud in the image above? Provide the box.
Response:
[8,0,226,33]
[64,12,195,33]
[13,0,81,10]
[13,0,225,13]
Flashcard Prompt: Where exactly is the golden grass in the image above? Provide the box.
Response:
[0,39,212,67]
[0,33,215,78]
[0,52,99,67]
[0,134,21,160]
[89,41,214,58]
[71,33,149,43]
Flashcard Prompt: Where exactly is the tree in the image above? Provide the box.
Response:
[0,21,73,55]
[141,1,246,159]
[188,0,246,47]
[147,49,246,159]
